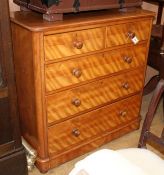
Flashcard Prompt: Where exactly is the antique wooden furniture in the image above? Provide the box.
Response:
[143,0,164,95]
[13,0,142,21]
[139,37,164,149]
[0,0,28,175]
[10,8,154,173]
[69,62,164,175]
[139,80,164,148]
[69,58,164,175]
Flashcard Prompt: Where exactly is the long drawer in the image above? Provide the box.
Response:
[45,44,147,92]
[106,20,151,47]
[44,27,105,61]
[48,94,141,155]
[46,67,145,124]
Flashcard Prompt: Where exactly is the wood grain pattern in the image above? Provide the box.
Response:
[44,27,105,61]
[48,94,141,155]
[49,120,140,169]
[0,0,27,173]
[11,24,49,160]
[10,9,154,173]
[46,67,145,124]
[107,19,151,47]
[10,9,155,33]
[45,44,147,92]
[11,24,38,144]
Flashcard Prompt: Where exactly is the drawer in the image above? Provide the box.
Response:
[106,20,151,47]
[45,44,147,92]
[44,27,105,61]
[46,67,145,124]
[48,94,141,155]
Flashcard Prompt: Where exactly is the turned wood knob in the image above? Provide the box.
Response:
[72,68,82,78]
[122,82,129,90]
[123,56,132,64]
[73,40,83,49]
[127,31,139,44]
[72,128,80,137]
[72,98,81,107]
[119,110,127,117]
[127,31,135,39]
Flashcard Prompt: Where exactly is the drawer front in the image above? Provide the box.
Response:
[106,20,151,47]
[44,28,105,61]
[46,67,145,124]
[45,44,147,92]
[48,94,141,155]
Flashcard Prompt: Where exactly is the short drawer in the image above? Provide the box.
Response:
[106,20,151,47]
[46,67,145,124]
[45,44,147,92]
[44,27,105,61]
[48,94,141,155]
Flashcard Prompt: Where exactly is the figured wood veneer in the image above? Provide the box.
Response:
[48,94,141,155]
[49,121,140,169]
[44,27,105,61]
[11,9,154,173]
[45,44,147,92]
[106,19,151,47]
[46,67,145,124]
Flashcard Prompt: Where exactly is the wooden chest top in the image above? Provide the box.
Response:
[10,8,155,32]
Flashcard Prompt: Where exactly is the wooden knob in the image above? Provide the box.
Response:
[127,31,139,44]
[123,56,132,64]
[72,98,81,107]
[72,68,82,78]
[73,40,83,49]
[72,128,80,137]
[127,31,135,39]
[119,110,127,117]
[122,82,129,90]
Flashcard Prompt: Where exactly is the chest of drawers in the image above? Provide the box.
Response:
[10,9,154,173]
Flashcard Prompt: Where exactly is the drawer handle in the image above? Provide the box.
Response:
[73,40,83,49]
[119,110,127,117]
[127,31,135,39]
[127,31,139,45]
[123,56,132,64]
[122,82,130,90]
[72,68,82,78]
[72,128,80,137]
[72,98,81,107]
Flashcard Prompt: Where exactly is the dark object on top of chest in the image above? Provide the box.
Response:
[13,0,142,21]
